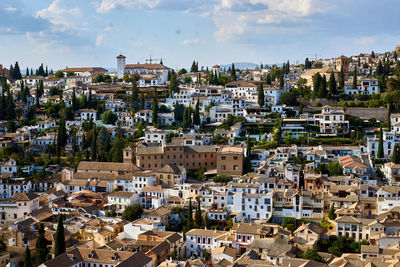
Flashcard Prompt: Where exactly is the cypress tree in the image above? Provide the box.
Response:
[36,223,49,265]
[140,92,145,110]
[91,128,97,160]
[392,144,399,164]
[193,99,200,126]
[320,75,327,98]
[195,197,202,227]
[328,71,337,96]
[246,136,252,173]
[328,204,336,220]
[266,74,272,85]
[352,69,357,90]
[187,198,194,229]
[339,67,345,89]
[72,129,77,156]
[72,88,79,111]
[131,77,139,112]
[279,75,284,88]
[26,67,29,77]
[377,125,384,158]
[152,88,158,126]
[54,215,66,256]
[230,63,236,81]
[14,62,22,80]
[257,83,264,107]
[23,246,32,267]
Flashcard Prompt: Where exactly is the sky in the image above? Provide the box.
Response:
[1,0,400,71]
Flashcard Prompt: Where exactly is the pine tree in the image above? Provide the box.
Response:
[246,136,252,173]
[377,125,384,158]
[152,88,158,126]
[54,215,66,256]
[257,83,264,107]
[23,246,32,267]
[36,223,49,265]
[371,51,375,58]
[195,197,202,227]
[193,99,200,126]
[328,71,337,96]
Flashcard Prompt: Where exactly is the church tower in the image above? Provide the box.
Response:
[117,54,126,79]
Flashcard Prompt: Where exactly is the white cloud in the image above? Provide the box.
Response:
[132,41,144,46]
[181,39,200,45]
[211,0,324,42]
[354,36,374,46]
[94,0,326,42]
[36,0,81,31]
[95,33,105,46]
[4,7,17,12]
[96,0,161,13]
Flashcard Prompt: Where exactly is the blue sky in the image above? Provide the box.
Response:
[1,0,400,71]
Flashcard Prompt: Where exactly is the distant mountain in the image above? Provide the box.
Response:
[218,62,283,70]
[218,62,259,70]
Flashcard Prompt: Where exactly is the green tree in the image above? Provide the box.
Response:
[131,76,139,112]
[97,127,110,161]
[122,204,144,221]
[300,248,324,263]
[393,144,400,164]
[203,213,211,229]
[193,100,200,126]
[101,110,118,124]
[152,88,158,126]
[257,83,265,107]
[91,128,97,160]
[328,203,337,220]
[377,125,384,158]
[23,246,32,267]
[338,67,345,89]
[169,73,179,94]
[230,63,236,81]
[195,197,202,227]
[110,127,126,162]
[352,69,357,90]
[55,70,64,78]
[36,223,49,265]
[54,215,66,256]
[187,198,194,229]
[246,136,252,173]
[327,161,343,176]
[328,71,337,96]
[140,92,145,110]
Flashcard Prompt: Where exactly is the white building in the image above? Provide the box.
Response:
[107,191,139,213]
[116,55,169,84]
[186,229,229,257]
[0,192,39,225]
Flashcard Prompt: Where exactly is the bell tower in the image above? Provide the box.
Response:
[117,54,126,79]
